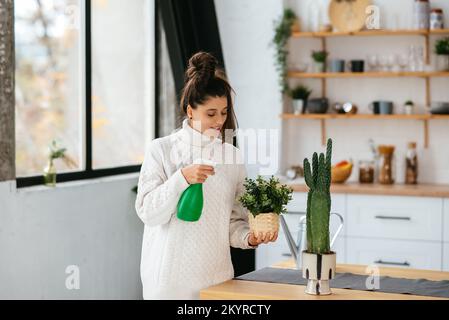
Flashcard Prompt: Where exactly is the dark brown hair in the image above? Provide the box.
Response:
[180,51,237,143]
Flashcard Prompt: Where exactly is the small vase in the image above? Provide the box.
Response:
[436,55,449,71]
[43,159,57,187]
[248,212,279,235]
[302,251,336,295]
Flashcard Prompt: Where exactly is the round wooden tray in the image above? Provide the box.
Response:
[329,0,372,32]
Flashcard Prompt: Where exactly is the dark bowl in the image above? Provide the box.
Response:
[307,98,329,114]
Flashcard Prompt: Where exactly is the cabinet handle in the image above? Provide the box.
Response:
[375,215,411,221]
[282,253,292,257]
[374,259,410,267]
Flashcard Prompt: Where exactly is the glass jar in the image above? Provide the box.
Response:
[413,0,430,30]
[359,160,375,184]
[378,145,396,184]
[43,159,57,187]
[405,142,418,184]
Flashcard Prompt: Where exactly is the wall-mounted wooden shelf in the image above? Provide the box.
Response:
[287,29,449,150]
[280,113,449,120]
[288,71,449,79]
[291,29,449,38]
[280,113,449,148]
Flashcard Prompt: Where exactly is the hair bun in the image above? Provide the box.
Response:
[186,52,218,86]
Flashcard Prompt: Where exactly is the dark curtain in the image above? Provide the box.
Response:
[157,0,255,276]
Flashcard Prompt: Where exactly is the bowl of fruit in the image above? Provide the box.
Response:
[331,160,353,184]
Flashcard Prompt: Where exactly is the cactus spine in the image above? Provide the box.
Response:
[303,139,332,254]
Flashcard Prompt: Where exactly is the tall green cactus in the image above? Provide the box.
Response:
[303,139,332,254]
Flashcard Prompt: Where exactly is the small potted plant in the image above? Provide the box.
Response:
[311,50,328,73]
[239,175,293,238]
[302,138,335,295]
[403,100,415,115]
[435,37,449,71]
[289,85,312,114]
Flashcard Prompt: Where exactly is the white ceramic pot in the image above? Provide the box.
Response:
[436,55,449,72]
[302,251,336,295]
[313,61,325,73]
[248,212,279,235]
[292,99,304,114]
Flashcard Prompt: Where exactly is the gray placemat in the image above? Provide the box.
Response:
[235,267,449,298]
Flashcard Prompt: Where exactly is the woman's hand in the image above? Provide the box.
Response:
[248,231,278,246]
[181,164,215,184]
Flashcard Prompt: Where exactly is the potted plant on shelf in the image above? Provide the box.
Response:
[290,85,312,114]
[302,138,335,295]
[311,50,329,73]
[272,8,297,94]
[403,100,415,115]
[239,175,293,238]
[435,37,449,71]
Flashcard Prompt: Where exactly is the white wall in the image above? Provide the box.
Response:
[215,0,285,178]
[0,175,143,299]
[216,0,449,184]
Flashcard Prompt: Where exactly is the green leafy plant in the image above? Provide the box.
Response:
[272,8,297,94]
[290,85,312,100]
[435,37,449,55]
[239,175,293,217]
[311,50,329,63]
[48,140,66,161]
[303,138,333,254]
[405,100,414,106]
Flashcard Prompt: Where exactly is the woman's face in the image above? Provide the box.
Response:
[187,96,228,138]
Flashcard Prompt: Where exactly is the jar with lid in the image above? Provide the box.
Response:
[359,160,375,184]
[405,142,418,184]
[378,145,396,184]
[430,8,444,30]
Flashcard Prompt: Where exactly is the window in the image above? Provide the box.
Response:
[15,0,83,177]
[15,0,156,187]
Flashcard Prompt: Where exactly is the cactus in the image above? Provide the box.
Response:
[303,139,332,254]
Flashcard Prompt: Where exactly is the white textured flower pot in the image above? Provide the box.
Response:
[302,251,336,295]
[248,212,279,235]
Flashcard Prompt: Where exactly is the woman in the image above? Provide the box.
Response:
[135,52,277,300]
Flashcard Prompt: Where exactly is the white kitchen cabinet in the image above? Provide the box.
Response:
[346,195,443,242]
[346,237,442,271]
[444,199,449,243]
[444,243,449,271]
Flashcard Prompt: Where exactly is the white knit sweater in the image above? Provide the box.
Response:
[135,118,256,300]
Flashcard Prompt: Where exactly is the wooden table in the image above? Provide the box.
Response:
[200,260,449,300]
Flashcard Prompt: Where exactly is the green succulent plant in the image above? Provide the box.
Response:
[311,50,329,63]
[239,175,293,217]
[435,37,449,55]
[303,138,333,254]
[290,85,312,100]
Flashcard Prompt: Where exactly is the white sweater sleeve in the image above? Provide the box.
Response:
[229,162,258,249]
[135,140,190,227]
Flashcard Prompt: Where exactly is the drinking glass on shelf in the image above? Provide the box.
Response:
[377,54,388,72]
[386,54,396,72]
[409,45,424,72]
[396,53,408,71]
[367,54,378,72]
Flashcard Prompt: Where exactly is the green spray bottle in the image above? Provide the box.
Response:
[177,159,216,222]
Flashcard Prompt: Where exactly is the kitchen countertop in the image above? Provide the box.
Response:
[200,260,449,300]
[288,182,449,198]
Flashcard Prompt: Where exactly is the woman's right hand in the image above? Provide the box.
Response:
[181,164,215,184]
